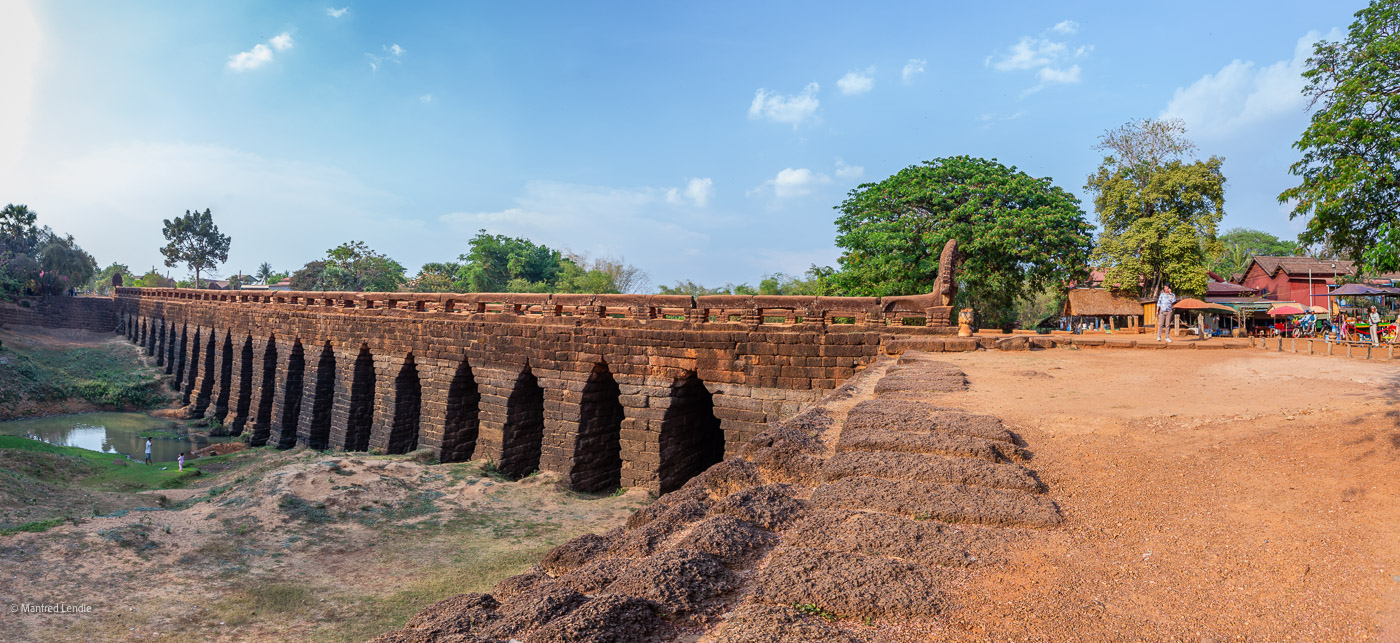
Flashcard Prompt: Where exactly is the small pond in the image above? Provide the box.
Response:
[0,412,236,462]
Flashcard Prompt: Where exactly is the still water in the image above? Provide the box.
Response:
[0,412,235,462]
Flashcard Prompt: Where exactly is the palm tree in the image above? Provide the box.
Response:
[256,262,274,285]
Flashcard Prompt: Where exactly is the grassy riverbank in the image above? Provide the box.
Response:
[0,326,169,418]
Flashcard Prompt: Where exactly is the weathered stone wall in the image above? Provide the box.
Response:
[115,288,954,492]
[0,297,116,332]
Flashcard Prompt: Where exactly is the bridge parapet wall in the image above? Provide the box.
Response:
[114,287,952,493]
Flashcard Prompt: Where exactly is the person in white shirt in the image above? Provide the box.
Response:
[1369,306,1382,346]
[1155,285,1177,343]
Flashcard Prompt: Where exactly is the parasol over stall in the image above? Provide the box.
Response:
[1266,304,1306,316]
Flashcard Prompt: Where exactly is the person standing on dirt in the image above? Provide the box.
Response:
[1369,306,1382,346]
[144,438,152,465]
[1155,285,1177,343]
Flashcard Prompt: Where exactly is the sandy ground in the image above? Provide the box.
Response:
[921,348,1400,641]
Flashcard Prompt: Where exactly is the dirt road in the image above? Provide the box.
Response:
[926,348,1400,641]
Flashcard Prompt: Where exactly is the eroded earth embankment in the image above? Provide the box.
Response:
[377,351,1063,642]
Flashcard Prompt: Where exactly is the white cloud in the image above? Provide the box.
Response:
[750,168,833,200]
[684,177,713,206]
[0,0,41,176]
[1160,29,1341,140]
[228,44,274,71]
[901,58,926,84]
[987,25,1091,94]
[834,160,864,181]
[327,7,348,18]
[1036,64,1081,85]
[228,32,293,71]
[748,83,820,128]
[837,68,875,95]
[440,181,712,275]
[270,32,294,52]
[419,94,433,103]
[388,44,405,58]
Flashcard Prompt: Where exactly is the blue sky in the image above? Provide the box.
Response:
[0,1,1365,289]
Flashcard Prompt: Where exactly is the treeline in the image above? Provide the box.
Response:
[0,204,98,299]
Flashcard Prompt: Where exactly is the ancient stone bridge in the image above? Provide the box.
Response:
[114,287,953,493]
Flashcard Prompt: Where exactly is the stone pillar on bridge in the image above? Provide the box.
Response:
[367,353,417,454]
[246,336,277,447]
[171,325,186,387]
[267,338,306,449]
[137,317,146,349]
[224,335,254,435]
[296,342,337,450]
[210,331,234,422]
[328,344,375,452]
[154,320,166,367]
[188,327,219,418]
[179,326,202,406]
[615,374,672,493]
[412,355,457,459]
[147,319,159,357]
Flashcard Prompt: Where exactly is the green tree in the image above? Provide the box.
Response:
[458,231,566,292]
[831,155,1092,328]
[159,208,230,289]
[88,262,133,294]
[1208,228,1305,277]
[1363,222,1400,275]
[0,204,40,253]
[255,262,275,285]
[322,241,405,291]
[289,260,329,290]
[412,262,461,293]
[1281,0,1400,262]
[36,233,97,296]
[1086,119,1224,297]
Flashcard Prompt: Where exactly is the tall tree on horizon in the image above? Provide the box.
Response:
[159,208,230,289]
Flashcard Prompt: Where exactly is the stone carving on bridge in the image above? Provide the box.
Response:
[934,238,959,308]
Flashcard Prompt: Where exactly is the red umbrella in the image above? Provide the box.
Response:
[1267,304,1305,316]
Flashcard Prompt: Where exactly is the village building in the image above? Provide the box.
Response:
[1240,256,1357,308]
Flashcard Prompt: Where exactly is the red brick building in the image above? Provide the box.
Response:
[1240,256,1357,307]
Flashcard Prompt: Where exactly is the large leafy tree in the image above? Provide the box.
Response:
[1086,118,1224,297]
[160,208,230,289]
[290,242,406,291]
[1281,0,1400,265]
[37,233,97,295]
[830,155,1092,327]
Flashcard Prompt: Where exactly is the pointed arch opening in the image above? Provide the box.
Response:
[164,323,177,375]
[304,342,337,450]
[387,354,421,455]
[277,340,305,449]
[155,321,166,366]
[439,359,480,463]
[658,373,724,494]
[571,362,624,492]
[345,344,375,452]
[499,364,545,479]
[173,325,188,386]
[181,327,201,404]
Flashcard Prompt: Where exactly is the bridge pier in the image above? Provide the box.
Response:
[188,326,218,418]
[329,344,375,451]
[247,337,277,447]
[179,326,202,406]
[224,335,254,435]
[268,338,305,449]
[433,358,481,463]
[297,341,337,450]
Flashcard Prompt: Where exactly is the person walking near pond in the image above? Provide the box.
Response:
[177,452,184,471]
[1370,305,1382,346]
[1155,285,1177,343]
[144,438,152,465]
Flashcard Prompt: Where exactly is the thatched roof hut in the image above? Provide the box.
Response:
[1062,288,1142,317]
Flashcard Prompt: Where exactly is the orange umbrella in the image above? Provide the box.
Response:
[1267,304,1305,316]
[1172,298,1235,313]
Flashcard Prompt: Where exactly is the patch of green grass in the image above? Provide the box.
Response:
[0,517,65,536]
[278,494,333,524]
[793,603,841,622]
[0,340,166,412]
[0,435,200,491]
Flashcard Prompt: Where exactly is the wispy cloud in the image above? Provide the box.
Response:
[837,68,875,96]
[901,58,927,84]
[366,43,406,72]
[327,7,348,18]
[419,94,433,103]
[987,23,1090,94]
[228,32,293,72]
[748,83,820,128]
